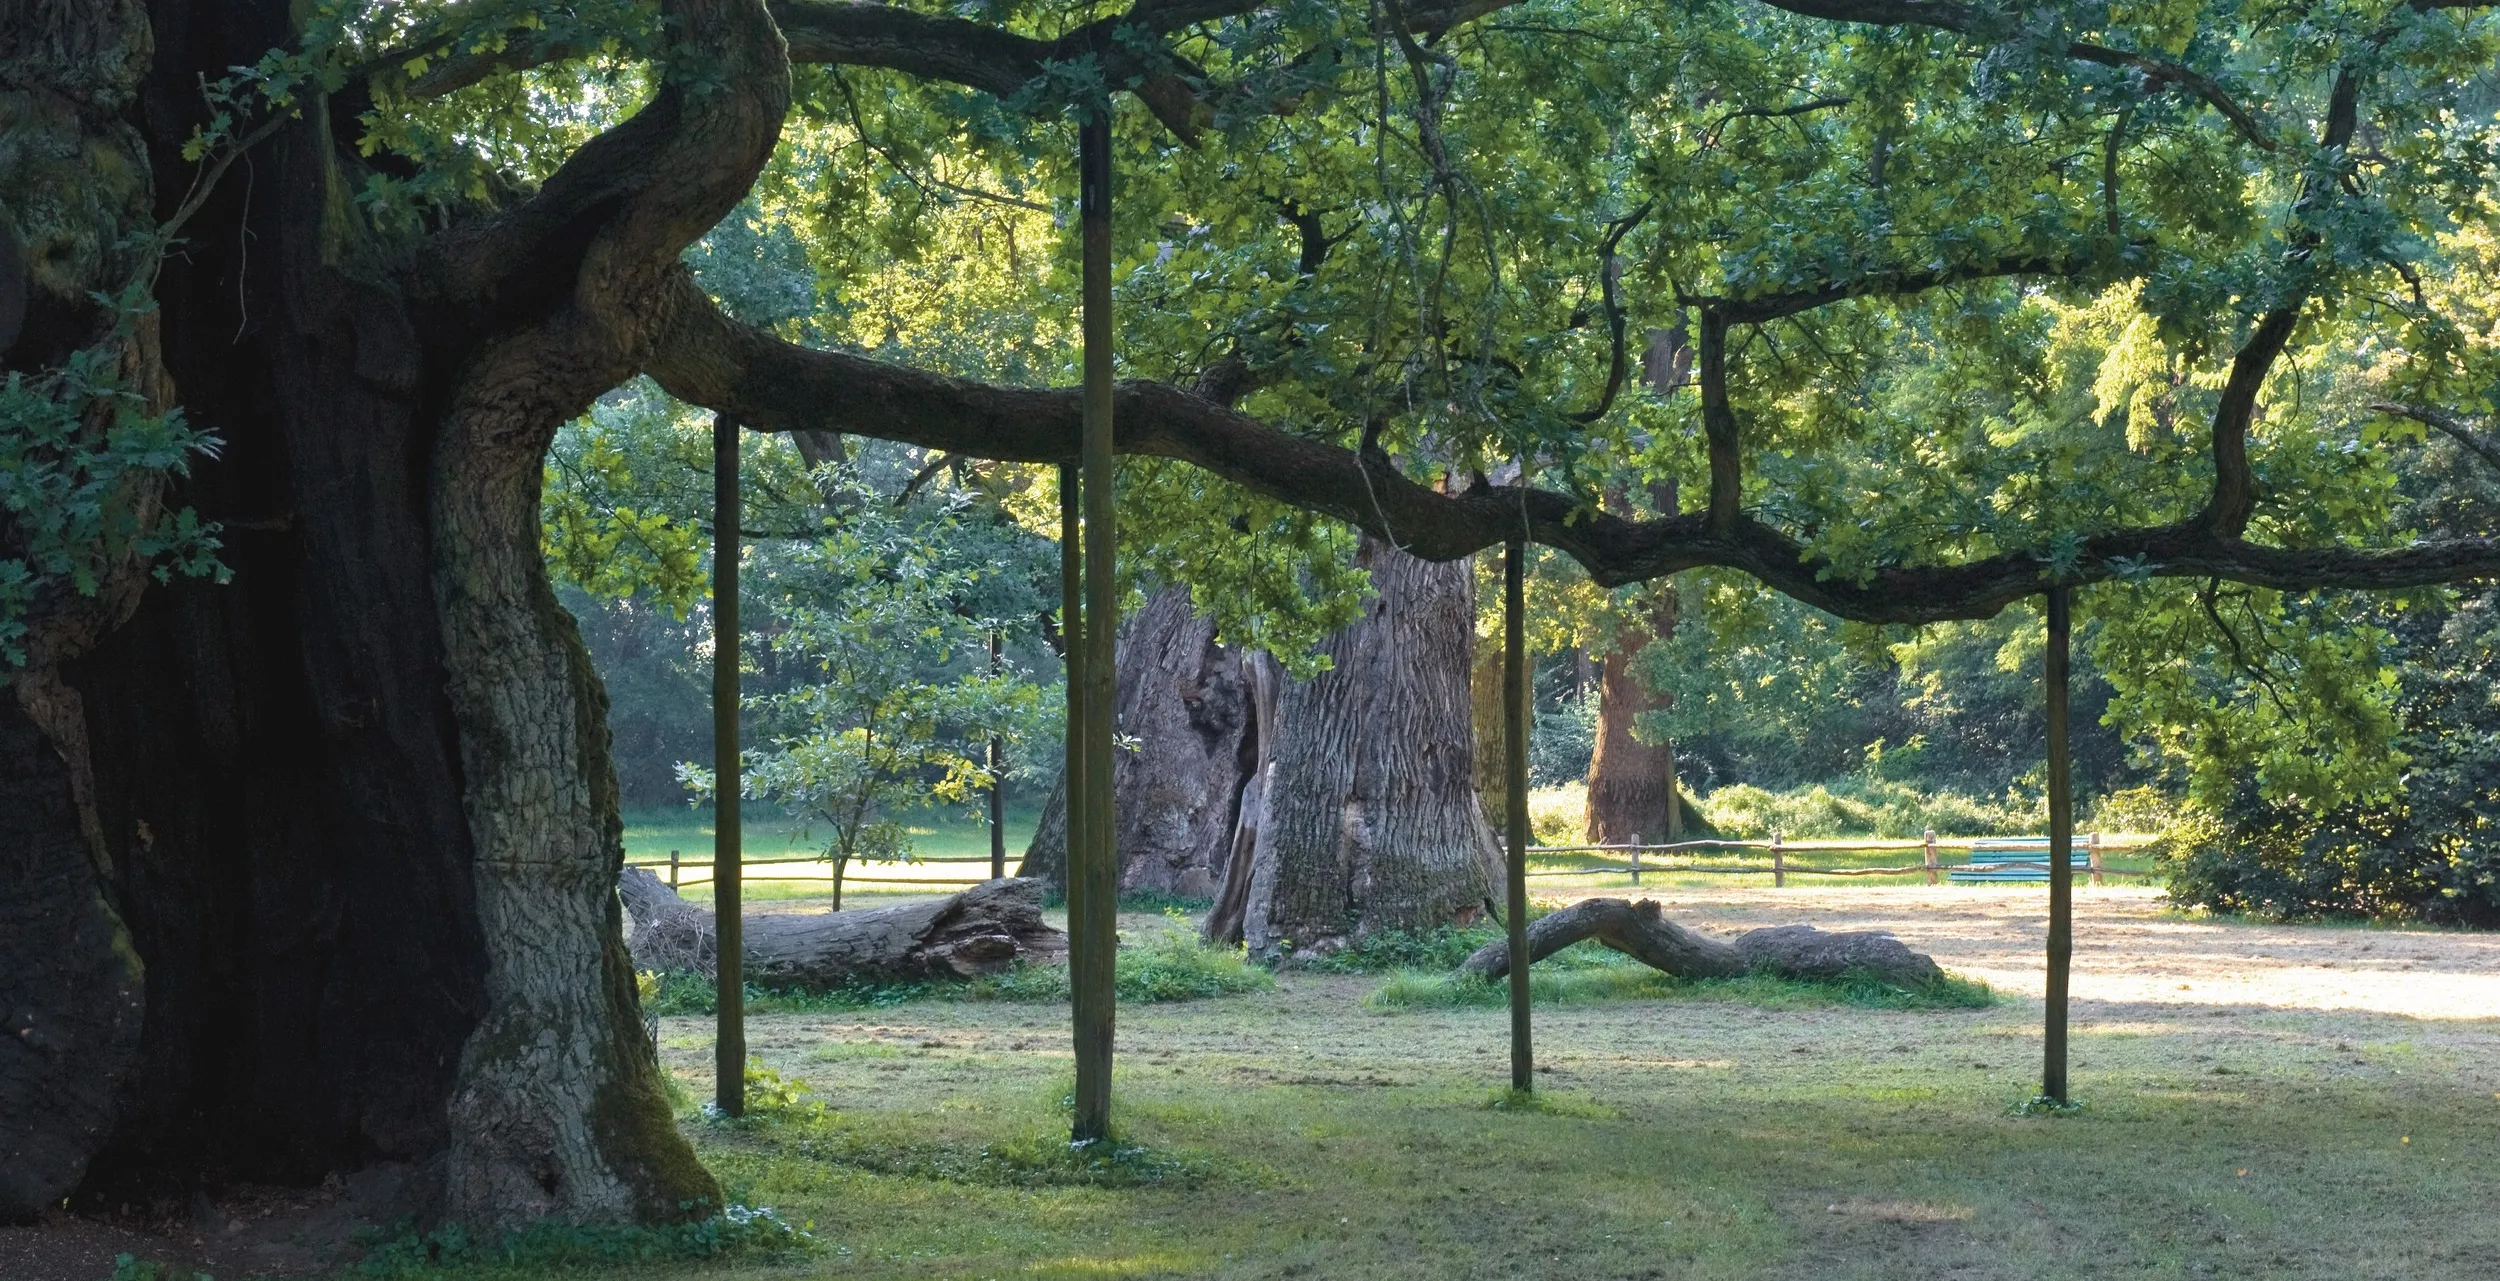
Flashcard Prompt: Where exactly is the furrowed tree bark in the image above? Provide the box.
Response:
[1585,586,1710,845]
[3,0,201,1218]
[1020,586,1255,897]
[619,870,1066,987]
[422,0,786,1226]
[1208,534,1501,957]
[1456,897,1944,988]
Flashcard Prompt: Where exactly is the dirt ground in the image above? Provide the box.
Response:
[9,886,2496,1280]
[1627,883,2500,1020]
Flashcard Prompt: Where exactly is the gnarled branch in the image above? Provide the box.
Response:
[1751,0,2273,149]
[643,277,2500,623]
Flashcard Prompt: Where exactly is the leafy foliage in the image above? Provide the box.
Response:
[680,468,1053,906]
[0,298,225,664]
[2159,589,2500,926]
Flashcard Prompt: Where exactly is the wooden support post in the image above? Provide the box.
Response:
[1772,831,1785,888]
[988,628,1007,881]
[713,412,744,1119]
[668,849,680,890]
[1069,107,1119,1145]
[1923,828,1938,886]
[2088,831,2103,888]
[1630,832,1642,888]
[1503,538,1533,1093]
[2043,585,2075,1105]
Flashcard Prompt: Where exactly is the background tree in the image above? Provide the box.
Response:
[684,470,1050,908]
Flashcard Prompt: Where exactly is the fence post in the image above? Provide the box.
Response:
[1772,831,1785,888]
[1630,832,1642,888]
[668,849,679,889]
[2089,832,2104,888]
[1923,829,1938,886]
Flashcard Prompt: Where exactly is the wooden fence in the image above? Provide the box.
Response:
[627,850,1001,891]
[1521,831,2155,888]
[628,830,2158,894]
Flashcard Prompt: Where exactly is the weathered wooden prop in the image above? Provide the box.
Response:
[619,869,1066,988]
[1456,896,1944,988]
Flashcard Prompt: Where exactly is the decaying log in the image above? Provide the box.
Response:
[619,869,1066,987]
[1456,897,1944,988]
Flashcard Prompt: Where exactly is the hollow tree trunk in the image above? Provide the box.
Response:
[0,0,785,1229]
[619,870,1066,986]
[2,0,211,1218]
[1456,897,1944,988]
[1020,585,1256,898]
[1209,534,1500,958]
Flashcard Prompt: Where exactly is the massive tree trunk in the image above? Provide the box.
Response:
[1585,586,1710,844]
[619,870,1066,987]
[0,0,786,1230]
[1209,534,1501,958]
[1469,589,1512,837]
[0,0,159,1219]
[1019,586,1256,897]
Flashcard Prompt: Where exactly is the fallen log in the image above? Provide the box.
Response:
[618,869,1067,988]
[1455,897,1943,988]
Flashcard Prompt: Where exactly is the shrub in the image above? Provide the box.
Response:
[2088,785,2180,835]
[1698,778,2033,839]
[2157,792,2500,927]
[1526,783,1587,845]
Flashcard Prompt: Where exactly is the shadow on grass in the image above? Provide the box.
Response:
[1363,954,1998,1012]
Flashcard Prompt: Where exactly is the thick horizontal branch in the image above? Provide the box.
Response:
[645,276,2500,622]
[383,1,1533,140]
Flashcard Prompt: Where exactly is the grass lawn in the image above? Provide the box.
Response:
[626,807,1044,905]
[412,891,2499,1281]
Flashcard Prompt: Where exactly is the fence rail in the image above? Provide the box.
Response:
[625,850,1000,891]
[626,830,2160,893]
[1518,830,2153,887]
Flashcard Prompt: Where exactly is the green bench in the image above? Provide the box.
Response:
[1949,837,2092,883]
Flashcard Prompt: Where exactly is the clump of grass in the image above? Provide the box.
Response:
[788,1126,1211,1189]
[1302,902,1577,974]
[1483,1088,1620,1119]
[1366,953,1997,1012]
[2009,1093,2089,1117]
[347,1202,815,1277]
[707,1059,830,1125]
[640,930,1270,1015]
[972,927,1273,1002]
[1305,922,1504,973]
[110,1258,210,1281]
